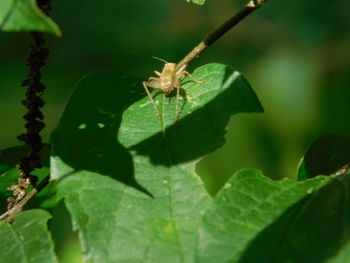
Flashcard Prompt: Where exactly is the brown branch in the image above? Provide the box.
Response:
[177,0,266,70]
[0,175,50,223]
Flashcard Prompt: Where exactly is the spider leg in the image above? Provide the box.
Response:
[143,81,163,123]
[183,71,203,84]
[175,65,187,78]
[175,83,181,123]
[149,77,159,81]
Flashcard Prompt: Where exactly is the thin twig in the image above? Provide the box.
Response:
[0,175,50,223]
[177,0,266,70]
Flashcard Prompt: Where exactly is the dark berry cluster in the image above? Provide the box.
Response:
[17,0,52,187]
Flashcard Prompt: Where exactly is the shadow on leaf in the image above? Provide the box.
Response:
[128,65,263,166]
[51,64,263,195]
[298,134,350,180]
[50,70,147,192]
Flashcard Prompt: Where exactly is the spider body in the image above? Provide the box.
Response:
[142,62,193,122]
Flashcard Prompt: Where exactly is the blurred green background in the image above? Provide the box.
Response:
[1,0,350,261]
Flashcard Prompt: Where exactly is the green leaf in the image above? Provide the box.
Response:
[0,144,51,175]
[238,173,350,263]
[54,63,263,262]
[58,171,212,262]
[0,144,51,178]
[327,238,350,263]
[51,63,263,188]
[58,169,350,262]
[196,169,331,262]
[50,71,150,192]
[0,0,61,36]
[297,134,350,180]
[187,0,205,5]
[0,145,30,175]
[0,209,57,263]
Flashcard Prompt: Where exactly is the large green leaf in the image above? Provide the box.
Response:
[297,134,350,180]
[197,170,350,262]
[58,171,210,263]
[54,63,263,262]
[0,210,57,263]
[240,173,350,262]
[58,168,350,263]
[0,0,61,36]
[51,63,263,188]
[327,239,350,263]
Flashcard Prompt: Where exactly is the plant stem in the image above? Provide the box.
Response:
[177,0,266,70]
[0,175,50,223]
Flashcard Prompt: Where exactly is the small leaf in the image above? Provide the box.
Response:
[0,145,30,175]
[0,210,57,263]
[187,0,205,5]
[0,145,51,211]
[297,134,350,180]
[196,169,330,262]
[55,63,263,262]
[0,0,61,36]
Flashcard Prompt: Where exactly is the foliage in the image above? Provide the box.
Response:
[0,210,57,263]
[297,134,350,180]
[187,0,205,5]
[0,0,61,36]
[52,64,262,262]
[1,1,350,263]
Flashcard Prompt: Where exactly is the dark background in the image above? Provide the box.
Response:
[1,1,350,261]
